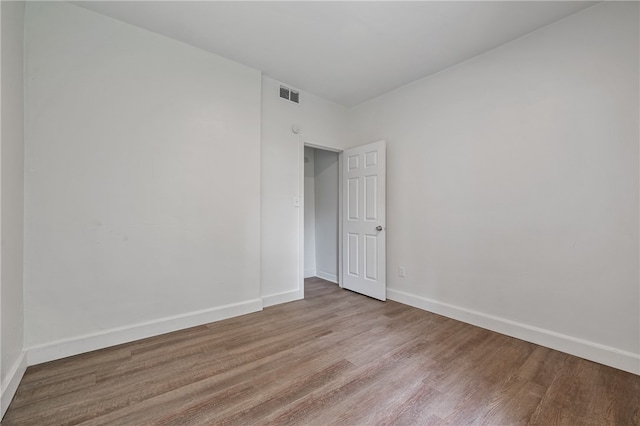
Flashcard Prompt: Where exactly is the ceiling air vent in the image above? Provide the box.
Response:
[279,85,300,104]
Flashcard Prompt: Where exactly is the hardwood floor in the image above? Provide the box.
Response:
[4,277,639,425]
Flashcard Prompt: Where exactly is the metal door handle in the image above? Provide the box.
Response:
[376,225,383,231]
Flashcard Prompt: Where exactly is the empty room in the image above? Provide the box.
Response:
[1,1,639,424]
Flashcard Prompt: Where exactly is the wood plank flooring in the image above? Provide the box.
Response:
[4,277,639,425]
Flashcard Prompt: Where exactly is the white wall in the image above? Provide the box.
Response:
[23,2,262,358]
[1,0,27,416]
[303,146,316,278]
[261,76,348,305]
[349,2,640,373]
[314,150,339,283]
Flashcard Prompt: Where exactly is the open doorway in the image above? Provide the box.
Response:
[303,146,340,286]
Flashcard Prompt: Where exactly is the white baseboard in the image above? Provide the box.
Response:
[25,299,263,366]
[316,271,338,284]
[262,289,303,308]
[387,288,640,375]
[304,269,317,279]
[1,351,27,418]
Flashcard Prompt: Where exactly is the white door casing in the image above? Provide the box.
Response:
[342,140,386,300]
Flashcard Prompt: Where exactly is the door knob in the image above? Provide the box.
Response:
[376,225,383,231]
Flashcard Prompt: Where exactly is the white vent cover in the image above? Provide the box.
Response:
[279,85,300,104]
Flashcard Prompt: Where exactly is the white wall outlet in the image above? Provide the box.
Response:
[398,266,406,278]
[293,196,301,207]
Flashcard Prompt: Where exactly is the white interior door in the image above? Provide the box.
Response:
[342,140,386,300]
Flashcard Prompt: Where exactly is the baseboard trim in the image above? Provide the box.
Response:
[304,269,317,279]
[25,299,263,366]
[1,351,27,418]
[387,288,640,375]
[316,271,338,284]
[262,289,303,308]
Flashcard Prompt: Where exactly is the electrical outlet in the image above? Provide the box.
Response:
[398,266,406,278]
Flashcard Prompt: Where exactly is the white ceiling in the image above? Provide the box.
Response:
[74,1,597,107]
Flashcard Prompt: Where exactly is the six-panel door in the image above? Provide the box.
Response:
[342,140,386,301]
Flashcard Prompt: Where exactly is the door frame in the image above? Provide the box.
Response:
[299,140,344,295]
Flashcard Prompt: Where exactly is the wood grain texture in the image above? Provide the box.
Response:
[3,278,639,425]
